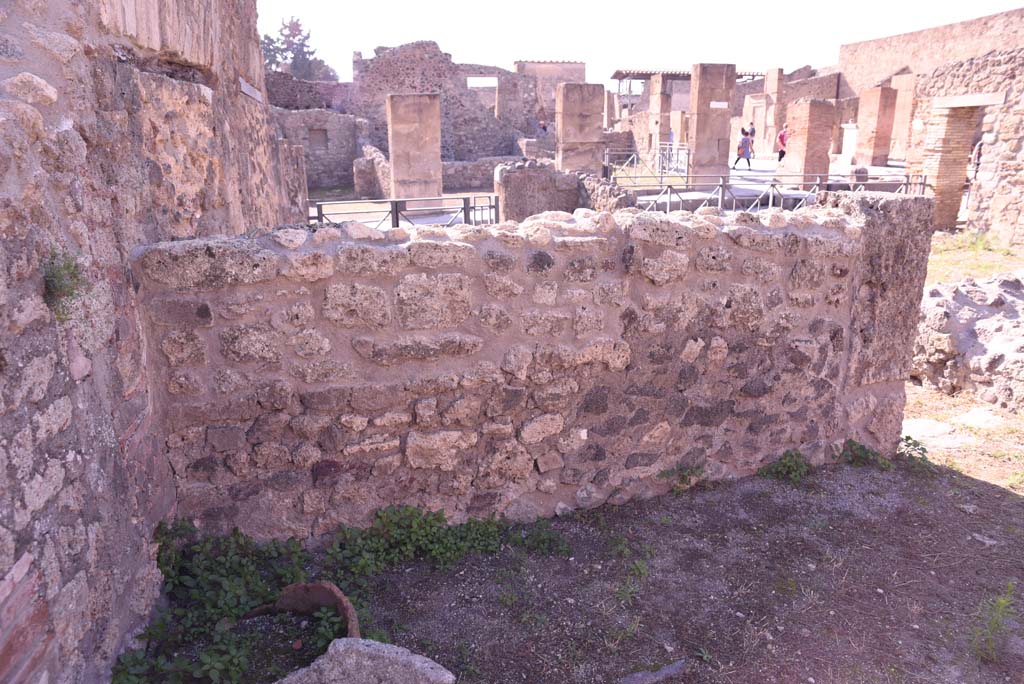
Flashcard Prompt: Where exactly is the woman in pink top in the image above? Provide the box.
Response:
[777,123,789,162]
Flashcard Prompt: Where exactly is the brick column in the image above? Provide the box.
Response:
[888,74,916,161]
[855,86,897,166]
[386,93,442,199]
[555,83,606,174]
[785,99,835,189]
[687,63,736,179]
[921,105,979,230]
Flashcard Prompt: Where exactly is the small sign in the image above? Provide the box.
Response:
[710,101,729,109]
[239,77,265,104]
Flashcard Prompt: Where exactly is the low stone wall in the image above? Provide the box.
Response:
[442,156,520,193]
[495,161,635,222]
[131,193,934,540]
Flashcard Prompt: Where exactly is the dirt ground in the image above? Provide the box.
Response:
[358,231,1024,684]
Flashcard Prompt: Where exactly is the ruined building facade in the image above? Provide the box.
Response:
[0,2,304,682]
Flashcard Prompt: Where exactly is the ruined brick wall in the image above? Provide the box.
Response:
[514,61,586,118]
[908,48,1024,244]
[265,71,353,112]
[495,162,586,221]
[350,43,538,161]
[442,156,520,193]
[130,194,934,541]
[837,8,1024,97]
[0,2,304,682]
[495,162,635,221]
[275,108,367,191]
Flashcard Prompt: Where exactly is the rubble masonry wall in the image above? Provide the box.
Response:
[132,193,935,542]
[0,2,306,682]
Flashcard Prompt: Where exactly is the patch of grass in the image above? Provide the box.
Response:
[41,250,86,322]
[971,581,1017,662]
[758,449,812,485]
[311,606,347,651]
[896,436,939,476]
[1007,471,1024,492]
[510,518,571,558]
[659,464,704,493]
[841,439,892,471]
[926,230,1023,285]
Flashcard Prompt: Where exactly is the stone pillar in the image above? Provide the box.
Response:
[855,86,897,166]
[555,83,606,175]
[687,63,736,179]
[785,99,835,188]
[888,74,916,161]
[603,90,617,128]
[495,77,519,122]
[649,73,672,148]
[921,106,979,230]
[386,93,442,199]
[763,67,785,156]
[670,111,688,146]
[838,123,858,165]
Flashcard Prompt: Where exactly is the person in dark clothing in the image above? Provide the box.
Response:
[733,128,752,169]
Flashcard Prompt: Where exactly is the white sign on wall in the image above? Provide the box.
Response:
[710,101,729,109]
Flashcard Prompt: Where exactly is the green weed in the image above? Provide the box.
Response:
[758,449,812,484]
[41,250,85,322]
[896,436,938,476]
[971,582,1017,662]
[841,439,892,470]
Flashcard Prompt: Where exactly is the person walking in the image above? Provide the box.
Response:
[777,123,789,163]
[733,128,752,169]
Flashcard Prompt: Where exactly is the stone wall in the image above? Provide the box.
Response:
[837,8,1024,97]
[908,48,1024,244]
[130,193,934,542]
[266,71,352,112]
[351,43,538,161]
[514,61,586,117]
[442,156,520,193]
[0,1,305,682]
[353,145,392,200]
[275,108,365,191]
[495,162,582,221]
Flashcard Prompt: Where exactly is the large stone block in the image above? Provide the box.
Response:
[386,93,442,199]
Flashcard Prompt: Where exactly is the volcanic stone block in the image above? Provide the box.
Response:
[555,83,605,174]
[386,93,442,199]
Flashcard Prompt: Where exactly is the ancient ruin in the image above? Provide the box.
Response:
[2,1,1023,683]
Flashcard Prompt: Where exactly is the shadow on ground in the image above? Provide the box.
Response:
[367,456,1024,684]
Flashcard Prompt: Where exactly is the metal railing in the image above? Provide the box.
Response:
[605,144,690,182]
[309,194,500,228]
[616,172,927,213]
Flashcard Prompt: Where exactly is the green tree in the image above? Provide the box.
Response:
[261,17,338,81]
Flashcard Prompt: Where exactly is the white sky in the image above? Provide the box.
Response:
[256,0,1024,88]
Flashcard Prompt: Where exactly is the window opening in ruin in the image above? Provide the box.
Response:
[309,128,328,151]
[466,76,498,89]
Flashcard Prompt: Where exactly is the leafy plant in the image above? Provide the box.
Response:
[325,507,505,592]
[41,250,85,322]
[971,581,1017,662]
[896,436,938,475]
[312,606,347,651]
[758,449,812,485]
[841,439,892,470]
[194,632,250,684]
